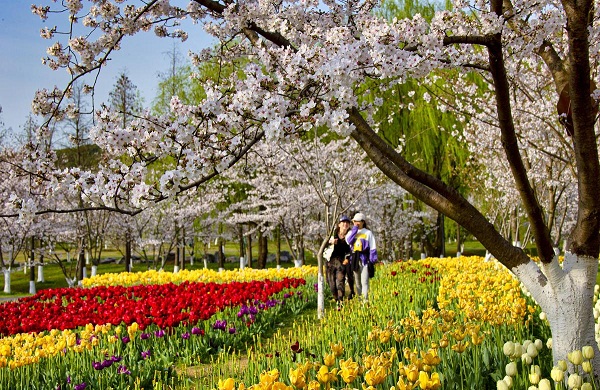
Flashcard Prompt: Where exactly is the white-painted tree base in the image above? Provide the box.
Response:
[91,266,98,277]
[3,271,10,294]
[37,266,45,282]
[317,272,324,319]
[29,281,36,295]
[173,266,180,273]
[512,252,600,373]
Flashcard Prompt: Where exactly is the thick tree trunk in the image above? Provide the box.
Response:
[513,253,600,369]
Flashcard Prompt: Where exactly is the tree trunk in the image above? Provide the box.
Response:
[434,212,445,257]
[246,233,253,268]
[238,224,245,259]
[217,236,225,270]
[276,225,281,269]
[77,240,85,283]
[456,221,462,257]
[125,234,132,273]
[514,253,600,368]
[257,231,267,269]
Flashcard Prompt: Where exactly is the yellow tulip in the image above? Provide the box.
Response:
[260,369,280,385]
[271,382,293,390]
[330,342,344,357]
[323,353,336,367]
[289,367,306,388]
[316,365,337,384]
[307,380,320,390]
[339,358,359,384]
[404,364,420,383]
[364,366,388,386]
[418,371,441,390]
[396,377,418,390]
[451,341,469,354]
[218,378,235,390]
[421,350,441,367]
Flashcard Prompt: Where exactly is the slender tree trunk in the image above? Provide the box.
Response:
[217,236,225,270]
[246,232,253,268]
[257,231,267,269]
[238,224,245,260]
[29,237,36,294]
[456,221,462,257]
[77,239,85,283]
[125,234,132,273]
[276,225,281,268]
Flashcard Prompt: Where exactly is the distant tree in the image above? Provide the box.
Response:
[108,71,143,128]
[153,43,191,114]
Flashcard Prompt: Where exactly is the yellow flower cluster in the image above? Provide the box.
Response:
[0,323,130,369]
[431,257,529,326]
[82,266,318,287]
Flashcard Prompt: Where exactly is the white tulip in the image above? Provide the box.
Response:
[527,343,539,358]
[505,361,517,377]
[568,373,582,389]
[582,383,592,390]
[551,366,564,382]
[582,345,594,359]
[503,341,515,357]
[568,350,583,365]
[558,360,568,371]
[534,339,543,350]
[539,312,547,321]
[538,378,551,390]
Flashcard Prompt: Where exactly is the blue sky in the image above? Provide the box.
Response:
[0,1,214,136]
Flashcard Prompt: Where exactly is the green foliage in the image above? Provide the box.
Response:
[55,143,102,170]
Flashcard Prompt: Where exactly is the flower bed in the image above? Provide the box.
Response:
[0,268,318,389]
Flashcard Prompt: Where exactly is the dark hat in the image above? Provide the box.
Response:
[339,215,351,223]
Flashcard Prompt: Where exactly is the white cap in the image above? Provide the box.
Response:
[352,212,365,222]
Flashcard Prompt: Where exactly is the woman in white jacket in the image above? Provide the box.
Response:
[345,212,378,301]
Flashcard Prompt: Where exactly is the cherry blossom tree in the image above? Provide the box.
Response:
[13,0,600,370]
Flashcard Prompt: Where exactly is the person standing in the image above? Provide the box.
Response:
[346,212,378,301]
[326,216,353,306]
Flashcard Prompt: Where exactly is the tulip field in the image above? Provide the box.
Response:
[0,256,598,389]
